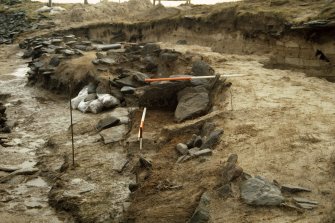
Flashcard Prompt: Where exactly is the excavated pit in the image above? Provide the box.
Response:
[19,31,230,222]
[14,2,335,222]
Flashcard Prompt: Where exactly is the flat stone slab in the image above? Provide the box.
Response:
[175,86,209,122]
[111,153,129,173]
[293,197,318,205]
[241,176,284,206]
[296,202,318,209]
[96,44,122,51]
[96,116,120,131]
[194,148,212,157]
[281,184,312,193]
[100,125,127,144]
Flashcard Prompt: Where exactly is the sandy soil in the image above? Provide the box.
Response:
[124,43,335,222]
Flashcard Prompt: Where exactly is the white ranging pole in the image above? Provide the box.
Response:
[144,74,247,82]
[138,107,147,150]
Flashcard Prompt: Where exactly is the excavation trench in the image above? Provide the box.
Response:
[2,29,335,222]
[18,29,231,222]
[3,5,335,221]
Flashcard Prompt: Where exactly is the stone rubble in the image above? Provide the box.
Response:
[0,12,31,44]
[21,34,221,124]
[176,122,223,163]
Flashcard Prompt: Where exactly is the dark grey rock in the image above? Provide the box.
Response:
[92,59,100,65]
[217,184,231,199]
[135,81,191,108]
[97,44,121,51]
[96,116,120,131]
[192,60,214,76]
[97,66,109,72]
[193,136,203,148]
[176,155,191,163]
[81,40,92,46]
[176,143,189,155]
[189,147,201,156]
[73,44,88,51]
[121,86,136,94]
[293,197,318,205]
[194,149,212,157]
[87,83,97,94]
[175,86,209,122]
[63,35,76,42]
[281,184,312,193]
[139,157,152,169]
[65,41,77,46]
[160,52,179,63]
[293,197,318,209]
[109,85,123,100]
[142,43,160,55]
[129,183,139,192]
[240,177,284,206]
[201,122,216,136]
[99,124,127,144]
[84,93,97,102]
[189,192,210,223]
[22,49,33,58]
[51,38,62,45]
[144,56,158,72]
[99,58,115,65]
[227,154,238,164]
[133,72,149,84]
[177,39,187,45]
[49,56,60,67]
[63,49,75,56]
[295,202,318,209]
[115,76,143,88]
[186,134,197,148]
[200,130,223,150]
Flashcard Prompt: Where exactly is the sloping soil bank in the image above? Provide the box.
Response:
[121,43,335,223]
[58,0,335,81]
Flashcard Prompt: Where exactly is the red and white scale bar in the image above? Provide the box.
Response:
[138,107,147,150]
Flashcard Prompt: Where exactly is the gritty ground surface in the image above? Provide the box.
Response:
[0,45,73,222]
[0,41,334,222]
[125,43,335,222]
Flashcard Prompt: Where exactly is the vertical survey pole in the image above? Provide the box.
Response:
[69,83,75,167]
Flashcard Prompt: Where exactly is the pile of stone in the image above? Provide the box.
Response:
[21,32,221,122]
[0,103,10,134]
[20,35,93,88]
[176,122,223,163]
[71,83,120,114]
[0,11,31,44]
